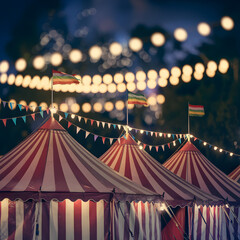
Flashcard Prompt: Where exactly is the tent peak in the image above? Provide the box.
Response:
[179,141,201,152]
[40,117,65,131]
[118,133,138,146]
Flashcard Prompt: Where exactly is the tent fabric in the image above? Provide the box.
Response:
[229,165,240,183]
[0,117,160,203]
[163,141,240,204]
[100,134,221,207]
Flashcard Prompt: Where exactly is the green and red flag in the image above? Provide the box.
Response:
[128,91,148,106]
[189,104,205,117]
[52,70,80,85]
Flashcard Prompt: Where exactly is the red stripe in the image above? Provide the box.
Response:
[189,153,201,188]
[124,147,132,179]
[213,207,216,239]
[42,201,50,240]
[206,207,210,240]
[89,201,97,240]
[53,80,79,85]
[123,202,130,240]
[128,100,147,105]
[148,204,152,240]
[74,200,82,240]
[197,207,202,240]
[23,201,36,240]
[104,201,110,240]
[141,202,146,238]
[8,200,16,239]
[113,146,124,172]
[58,201,66,240]
[189,104,204,109]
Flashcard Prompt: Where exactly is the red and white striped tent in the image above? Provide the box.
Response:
[0,117,163,240]
[229,165,240,183]
[100,134,222,239]
[163,141,240,239]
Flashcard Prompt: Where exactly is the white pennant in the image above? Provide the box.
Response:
[59,116,63,122]
[117,125,121,130]
[150,132,153,136]
[108,123,111,129]
[85,131,90,138]
[102,122,105,128]
[78,116,81,122]
[180,134,182,138]
[149,145,152,151]
[96,121,100,127]
[109,138,113,145]
[76,127,81,134]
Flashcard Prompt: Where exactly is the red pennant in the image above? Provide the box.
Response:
[155,132,158,137]
[155,146,159,152]
[143,144,146,149]
[194,137,197,141]
[68,122,72,128]
[102,137,106,144]
[46,109,50,115]
[164,133,166,138]
[25,106,29,111]
[31,114,35,121]
[2,119,7,127]
[90,120,94,126]
[167,143,170,149]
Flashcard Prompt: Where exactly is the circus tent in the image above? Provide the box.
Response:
[0,117,163,240]
[229,165,240,183]
[163,141,240,239]
[99,133,222,239]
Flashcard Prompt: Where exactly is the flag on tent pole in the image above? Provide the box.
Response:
[128,91,148,106]
[189,104,205,117]
[52,70,80,85]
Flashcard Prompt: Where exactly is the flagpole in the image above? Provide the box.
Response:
[126,91,129,134]
[51,77,53,116]
[188,102,190,141]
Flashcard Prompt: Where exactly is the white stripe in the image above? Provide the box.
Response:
[221,207,227,240]
[15,200,24,240]
[201,206,206,240]
[66,199,74,240]
[238,208,240,239]
[1,199,9,240]
[50,200,58,240]
[151,204,155,240]
[229,207,234,240]
[82,201,90,240]
[118,146,127,176]
[42,132,56,191]
[155,205,160,240]
[209,206,213,240]
[193,204,198,240]
[128,147,141,184]
[145,203,150,240]
[97,201,104,240]
[129,202,135,239]
[215,206,218,240]
[138,202,143,240]
[118,202,125,240]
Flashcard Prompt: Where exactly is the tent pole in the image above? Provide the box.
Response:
[188,102,190,141]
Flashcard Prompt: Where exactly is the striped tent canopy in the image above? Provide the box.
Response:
[229,165,240,183]
[0,117,160,202]
[100,134,221,207]
[163,141,240,205]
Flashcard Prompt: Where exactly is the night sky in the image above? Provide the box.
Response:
[0,0,239,174]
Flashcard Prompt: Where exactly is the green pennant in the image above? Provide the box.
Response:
[12,118,17,125]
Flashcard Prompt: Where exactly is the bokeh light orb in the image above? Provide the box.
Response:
[158,78,168,87]
[147,80,157,89]
[29,101,38,111]
[29,75,40,89]
[15,74,23,86]
[159,68,170,79]
[82,75,91,85]
[60,103,68,112]
[71,103,80,113]
[82,103,91,113]
[8,99,17,110]
[33,56,45,70]
[221,16,234,31]
[125,72,135,82]
[109,42,123,56]
[0,73,7,84]
[50,52,63,66]
[0,61,9,73]
[114,73,124,83]
[104,102,114,112]
[150,32,165,47]
[207,61,217,72]
[206,68,215,78]
[136,71,146,81]
[69,49,82,63]
[147,69,158,80]
[108,83,117,93]
[157,94,165,104]
[117,83,127,92]
[15,58,27,72]
[137,81,147,91]
[19,100,27,107]
[92,75,102,85]
[169,76,179,85]
[219,58,229,69]
[128,37,143,52]
[182,74,191,83]
[91,84,99,93]
[22,75,31,88]
[115,100,125,111]
[93,102,103,112]
[174,28,188,42]
[197,22,211,36]
[182,65,193,75]
[89,45,102,60]
[195,63,205,73]
[7,74,15,85]
[127,82,136,92]
[171,67,181,77]
[147,96,157,106]
[40,102,48,111]
[99,83,107,93]
[103,74,113,84]
[194,72,203,80]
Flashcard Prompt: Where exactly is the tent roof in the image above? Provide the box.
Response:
[229,165,240,183]
[0,117,160,202]
[163,141,240,205]
[100,134,221,207]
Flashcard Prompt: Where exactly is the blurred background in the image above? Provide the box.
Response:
[0,0,239,174]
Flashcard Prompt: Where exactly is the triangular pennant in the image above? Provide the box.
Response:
[167,143,170,149]
[108,123,111,129]
[76,127,81,134]
[78,116,81,122]
[96,121,100,127]
[194,137,197,141]
[135,129,138,133]
[155,132,158,137]
[131,135,135,140]
[22,116,26,123]
[94,135,98,141]
[149,145,152,151]
[2,119,7,127]
[12,118,17,125]
[68,122,72,128]
[39,106,42,112]
[172,134,175,139]
[102,137,106,144]
[9,102,14,110]
[123,135,127,140]
[84,118,88,124]
[155,146,159,152]
[150,132,153,136]
[18,104,22,111]
[109,138,113,145]
[163,133,166,138]
[64,112,68,118]
[176,134,179,139]
[143,144,146,149]
[117,125,121,130]
[138,141,141,145]
[39,111,43,118]
[25,106,29,111]
[180,134,182,138]
[102,122,105,128]
[113,124,116,129]
[90,120,94,126]
[31,114,35,121]
[46,109,50,115]
[59,115,63,121]
[3,101,6,108]
[178,138,182,144]
[145,131,148,135]
[85,131,90,138]
[162,145,165,151]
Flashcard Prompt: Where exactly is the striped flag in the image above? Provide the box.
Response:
[128,91,148,106]
[189,104,205,117]
[52,70,80,85]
